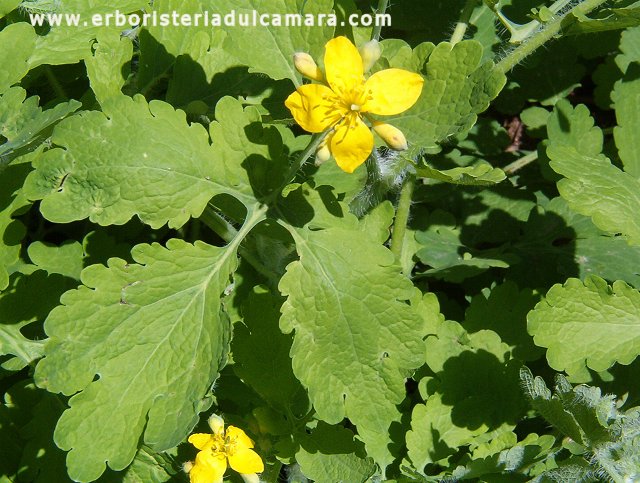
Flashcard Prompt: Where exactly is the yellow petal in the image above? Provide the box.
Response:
[324,36,364,96]
[285,84,344,133]
[188,433,215,451]
[226,425,255,449]
[189,451,226,483]
[228,447,265,474]
[330,115,374,173]
[363,69,424,115]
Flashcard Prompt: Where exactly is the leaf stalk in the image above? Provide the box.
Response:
[390,171,416,268]
[371,0,390,41]
[450,0,479,45]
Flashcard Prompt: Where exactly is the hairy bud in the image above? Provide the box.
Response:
[373,122,408,151]
[315,142,332,166]
[293,52,324,81]
[359,39,382,72]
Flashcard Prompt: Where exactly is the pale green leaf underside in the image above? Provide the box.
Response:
[386,40,506,150]
[548,145,640,245]
[24,95,257,229]
[279,223,424,469]
[528,276,640,377]
[417,162,506,186]
[34,239,237,482]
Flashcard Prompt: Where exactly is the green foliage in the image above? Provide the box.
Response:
[2,0,640,482]
[34,239,239,481]
[521,367,640,481]
[528,276,640,379]
[385,40,506,152]
[279,186,424,469]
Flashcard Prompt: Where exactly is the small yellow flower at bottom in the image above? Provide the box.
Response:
[286,36,424,173]
[185,414,264,483]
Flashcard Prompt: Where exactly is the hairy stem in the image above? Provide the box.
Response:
[390,172,416,266]
[199,205,238,243]
[496,0,609,73]
[371,0,390,41]
[450,0,478,45]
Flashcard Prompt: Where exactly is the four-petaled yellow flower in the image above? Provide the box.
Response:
[286,36,424,173]
[186,414,264,483]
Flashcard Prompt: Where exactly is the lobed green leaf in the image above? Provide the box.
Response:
[278,187,425,470]
[528,276,640,378]
[24,95,264,229]
[34,239,239,481]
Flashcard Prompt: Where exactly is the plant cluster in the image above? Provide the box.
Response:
[1,0,640,482]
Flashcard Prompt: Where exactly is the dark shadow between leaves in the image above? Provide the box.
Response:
[427,349,527,431]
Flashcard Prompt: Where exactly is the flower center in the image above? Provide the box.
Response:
[350,104,361,112]
[211,432,238,457]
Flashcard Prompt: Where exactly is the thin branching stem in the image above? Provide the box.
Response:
[371,0,390,41]
[504,151,539,175]
[271,130,330,201]
[200,204,275,283]
[496,0,609,73]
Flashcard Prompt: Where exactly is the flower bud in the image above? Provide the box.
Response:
[207,414,224,434]
[359,39,382,72]
[240,474,260,483]
[315,142,332,166]
[293,52,324,81]
[373,122,408,151]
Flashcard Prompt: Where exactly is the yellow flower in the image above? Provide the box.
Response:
[186,415,264,483]
[285,36,424,173]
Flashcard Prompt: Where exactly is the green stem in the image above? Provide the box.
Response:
[270,130,330,202]
[199,205,238,243]
[199,205,275,282]
[371,0,390,41]
[504,150,539,175]
[390,172,416,263]
[492,0,573,44]
[450,0,478,45]
[496,0,609,73]
[44,66,67,99]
